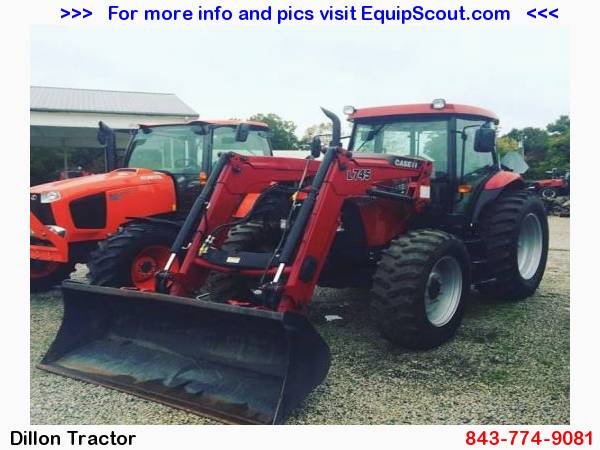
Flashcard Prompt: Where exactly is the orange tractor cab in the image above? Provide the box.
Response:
[41,102,549,424]
[30,119,273,290]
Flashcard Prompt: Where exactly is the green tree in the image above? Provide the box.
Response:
[507,127,549,164]
[501,115,569,180]
[547,115,570,134]
[248,113,299,150]
[299,122,332,148]
[496,135,520,157]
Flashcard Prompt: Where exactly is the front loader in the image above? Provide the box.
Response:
[40,102,549,424]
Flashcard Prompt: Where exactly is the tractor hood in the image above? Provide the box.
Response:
[31,168,169,199]
[30,168,177,246]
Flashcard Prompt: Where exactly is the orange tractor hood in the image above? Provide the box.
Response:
[30,168,177,258]
[31,168,168,197]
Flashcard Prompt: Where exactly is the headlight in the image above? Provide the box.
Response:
[343,105,356,115]
[46,225,67,237]
[40,191,61,203]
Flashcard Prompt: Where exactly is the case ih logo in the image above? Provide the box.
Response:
[393,158,420,169]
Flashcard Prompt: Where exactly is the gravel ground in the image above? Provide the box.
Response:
[30,217,569,425]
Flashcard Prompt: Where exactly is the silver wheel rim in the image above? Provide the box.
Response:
[425,256,463,327]
[541,188,556,199]
[518,213,543,280]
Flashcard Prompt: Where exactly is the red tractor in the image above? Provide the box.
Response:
[40,101,549,424]
[529,168,570,199]
[30,119,273,291]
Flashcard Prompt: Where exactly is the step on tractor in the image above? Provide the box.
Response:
[40,101,549,424]
[30,119,273,291]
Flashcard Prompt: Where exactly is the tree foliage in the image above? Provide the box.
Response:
[300,122,332,148]
[496,135,520,157]
[248,113,299,150]
[501,115,570,180]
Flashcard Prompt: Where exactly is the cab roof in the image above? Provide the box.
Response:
[349,103,499,123]
[138,119,269,129]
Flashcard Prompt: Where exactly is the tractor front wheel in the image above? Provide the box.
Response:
[88,222,179,290]
[370,229,470,350]
[479,191,549,300]
[30,260,75,292]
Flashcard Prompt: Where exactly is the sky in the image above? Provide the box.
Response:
[31,26,569,137]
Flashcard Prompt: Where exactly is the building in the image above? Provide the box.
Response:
[30,86,198,184]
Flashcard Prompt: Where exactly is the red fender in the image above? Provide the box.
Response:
[484,171,523,190]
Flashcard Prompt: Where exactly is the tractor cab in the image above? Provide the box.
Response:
[345,100,502,227]
[121,120,273,210]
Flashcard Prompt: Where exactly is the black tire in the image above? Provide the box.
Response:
[30,260,76,292]
[540,187,559,200]
[206,222,279,304]
[370,229,471,350]
[88,222,179,288]
[479,190,549,300]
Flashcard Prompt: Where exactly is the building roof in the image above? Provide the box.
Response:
[30,86,198,117]
[349,103,499,123]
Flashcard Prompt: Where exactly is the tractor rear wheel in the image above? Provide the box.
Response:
[479,190,549,300]
[370,229,470,350]
[30,260,75,292]
[88,222,179,290]
[207,222,279,304]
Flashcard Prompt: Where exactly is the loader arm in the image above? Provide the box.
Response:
[267,149,432,312]
[168,146,432,311]
[163,152,322,296]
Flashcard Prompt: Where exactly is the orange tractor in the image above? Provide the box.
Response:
[40,102,549,424]
[30,119,273,291]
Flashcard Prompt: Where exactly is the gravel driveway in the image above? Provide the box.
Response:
[30,217,569,425]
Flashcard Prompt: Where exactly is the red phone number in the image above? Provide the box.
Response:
[466,430,592,446]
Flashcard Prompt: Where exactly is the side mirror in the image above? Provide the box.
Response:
[235,123,250,142]
[310,136,322,158]
[97,121,117,171]
[97,121,112,145]
[474,127,496,153]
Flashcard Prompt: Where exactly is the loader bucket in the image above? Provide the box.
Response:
[38,281,331,424]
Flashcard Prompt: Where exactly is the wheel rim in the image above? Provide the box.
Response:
[30,260,60,279]
[130,245,178,290]
[541,188,557,199]
[425,256,463,327]
[517,213,543,280]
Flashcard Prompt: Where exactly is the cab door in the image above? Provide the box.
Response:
[453,118,499,214]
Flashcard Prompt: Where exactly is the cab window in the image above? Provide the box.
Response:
[127,125,204,174]
[211,126,272,161]
[351,120,449,177]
